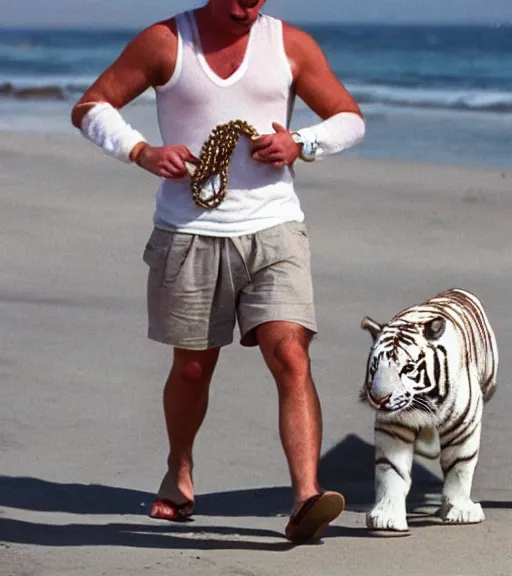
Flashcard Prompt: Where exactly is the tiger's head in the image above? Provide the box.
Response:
[360,314,453,420]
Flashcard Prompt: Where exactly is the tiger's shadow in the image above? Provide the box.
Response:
[318,433,444,516]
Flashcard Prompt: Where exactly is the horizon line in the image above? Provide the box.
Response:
[1,19,511,30]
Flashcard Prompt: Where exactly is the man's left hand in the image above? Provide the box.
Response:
[250,122,300,168]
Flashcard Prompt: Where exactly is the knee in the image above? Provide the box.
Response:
[272,333,311,380]
[171,349,219,386]
[179,360,207,383]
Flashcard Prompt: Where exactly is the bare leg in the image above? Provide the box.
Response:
[150,347,220,519]
[256,321,323,508]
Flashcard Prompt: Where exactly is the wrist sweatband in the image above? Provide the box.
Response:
[80,102,147,164]
[295,112,365,159]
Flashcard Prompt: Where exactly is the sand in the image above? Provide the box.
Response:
[0,130,511,576]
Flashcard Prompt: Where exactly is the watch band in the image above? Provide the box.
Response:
[291,131,318,162]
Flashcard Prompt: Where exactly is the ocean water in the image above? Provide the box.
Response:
[1,23,512,167]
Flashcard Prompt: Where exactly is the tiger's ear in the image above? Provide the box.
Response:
[424,316,446,340]
[361,316,382,342]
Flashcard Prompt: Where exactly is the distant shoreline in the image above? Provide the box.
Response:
[1,22,511,31]
[2,23,511,168]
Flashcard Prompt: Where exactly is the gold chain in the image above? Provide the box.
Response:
[190,119,258,209]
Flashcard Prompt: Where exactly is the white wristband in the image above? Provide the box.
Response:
[296,112,365,159]
[80,102,147,164]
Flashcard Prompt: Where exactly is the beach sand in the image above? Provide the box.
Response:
[0,130,511,575]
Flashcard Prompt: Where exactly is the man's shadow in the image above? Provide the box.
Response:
[0,434,506,550]
[0,435,442,517]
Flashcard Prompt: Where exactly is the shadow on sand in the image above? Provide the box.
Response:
[0,434,506,550]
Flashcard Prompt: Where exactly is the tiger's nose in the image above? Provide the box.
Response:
[369,392,391,407]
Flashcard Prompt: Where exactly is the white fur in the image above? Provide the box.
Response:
[362,289,497,532]
[367,430,413,531]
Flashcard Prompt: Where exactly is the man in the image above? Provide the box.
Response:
[71,0,365,543]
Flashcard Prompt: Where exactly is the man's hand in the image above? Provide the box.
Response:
[250,122,301,168]
[135,144,198,179]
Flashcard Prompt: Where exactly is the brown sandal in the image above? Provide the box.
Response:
[285,491,345,543]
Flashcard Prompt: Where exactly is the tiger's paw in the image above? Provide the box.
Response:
[366,502,409,532]
[440,499,485,524]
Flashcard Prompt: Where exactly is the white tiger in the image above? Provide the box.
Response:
[360,288,498,532]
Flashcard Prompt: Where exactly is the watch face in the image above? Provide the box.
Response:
[302,140,316,156]
[292,131,317,161]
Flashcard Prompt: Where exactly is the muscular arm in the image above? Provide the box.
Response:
[70,20,196,175]
[283,23,363,120]
[251,24,364,167]
[70,21,177,128]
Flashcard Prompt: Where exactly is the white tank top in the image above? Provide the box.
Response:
[152,11,304,236]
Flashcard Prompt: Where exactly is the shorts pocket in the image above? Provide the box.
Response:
[285,221,311,263]
[288,221,308,239]
[143,229,193,288]
[163,233,194,287]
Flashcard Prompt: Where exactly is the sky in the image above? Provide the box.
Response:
[0,0,511,27]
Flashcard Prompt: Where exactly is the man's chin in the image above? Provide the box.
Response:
[228,19,253,34]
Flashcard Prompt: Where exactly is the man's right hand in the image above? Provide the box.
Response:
[135,144,199,179]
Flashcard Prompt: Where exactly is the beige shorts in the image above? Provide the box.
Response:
[142,221,317,350]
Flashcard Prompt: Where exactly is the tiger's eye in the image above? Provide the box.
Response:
[424,316,446,340]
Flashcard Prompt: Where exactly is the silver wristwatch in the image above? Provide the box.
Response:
[291,131,318,162]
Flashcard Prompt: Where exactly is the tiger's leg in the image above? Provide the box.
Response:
[439,404,485,524]
[367,424,415,532]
